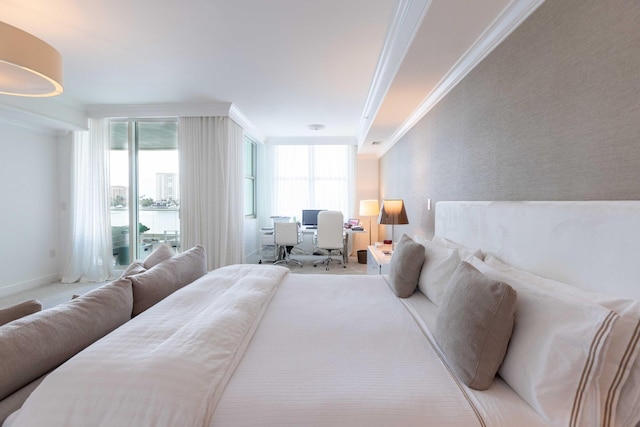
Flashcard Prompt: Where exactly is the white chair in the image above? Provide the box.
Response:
[274,222,303,268]
[313,210,346,270]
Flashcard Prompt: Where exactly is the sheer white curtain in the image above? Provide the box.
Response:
[264,144,356,222]
[62,118,114,283]
[179,117,244,269]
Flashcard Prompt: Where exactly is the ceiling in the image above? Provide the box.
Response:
[0,0,542,157]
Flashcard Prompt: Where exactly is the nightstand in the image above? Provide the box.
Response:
[367,245,392,275]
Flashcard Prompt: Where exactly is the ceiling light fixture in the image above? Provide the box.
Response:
[308,124,325,131]
[0,21,63,97]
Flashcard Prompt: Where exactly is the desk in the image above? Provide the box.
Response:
[260,226,366,264]
[343,228,366,264]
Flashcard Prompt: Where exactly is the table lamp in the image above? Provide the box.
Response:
[378,199,408,247]
[359,199,380,246]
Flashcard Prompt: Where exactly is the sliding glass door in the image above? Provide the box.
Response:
[109,120,179,267]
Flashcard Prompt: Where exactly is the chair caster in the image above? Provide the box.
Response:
[325,267,329,271]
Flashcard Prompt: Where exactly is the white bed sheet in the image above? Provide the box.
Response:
[400,287,550,427]
[211,273,548,427]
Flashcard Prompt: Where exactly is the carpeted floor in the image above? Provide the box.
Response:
[0,256,368,310]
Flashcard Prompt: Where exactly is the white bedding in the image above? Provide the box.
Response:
[7,266,548,427]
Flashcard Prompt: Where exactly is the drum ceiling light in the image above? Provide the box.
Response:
[0,21,63,97]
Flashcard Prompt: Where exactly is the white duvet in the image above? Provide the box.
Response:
[7,266,549,426]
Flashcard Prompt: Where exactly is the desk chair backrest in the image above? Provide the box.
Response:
[316,211,343,250]
[274,222,300,246]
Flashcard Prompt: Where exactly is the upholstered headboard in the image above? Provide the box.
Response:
[435,201,640,301]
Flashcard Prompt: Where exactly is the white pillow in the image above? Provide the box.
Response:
[466,257,617,427]
[484,255,640,427]
[431,235,483,260]
[413,235,460,305]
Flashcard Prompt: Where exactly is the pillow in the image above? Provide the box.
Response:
[434,261,516,390]
[120,260,147,278]
[414,235,460,305]
[387,234,425,298]
[143,243,174,269]
[431,235,483,260]
[130,245,207,316]
[484,255,640,427]
[0,278,133,401]
[466,256,617,426]
[0,300,42,327]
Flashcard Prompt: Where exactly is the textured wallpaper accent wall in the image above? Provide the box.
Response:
[379,0,640,239]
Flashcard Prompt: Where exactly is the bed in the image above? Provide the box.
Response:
[3,201,640,426]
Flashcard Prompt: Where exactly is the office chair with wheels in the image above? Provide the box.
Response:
[313,210,346,270]
[274,222,303,268]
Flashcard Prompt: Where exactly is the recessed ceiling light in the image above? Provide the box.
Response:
[308,124,325,131]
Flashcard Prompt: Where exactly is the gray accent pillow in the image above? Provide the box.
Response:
[434,261,517,390]
[0,278,133,401]
[388,234,425,298]
[0,299,42,327]
[120,260,147,278]
[143,243,174,269]
[130,245,207,317]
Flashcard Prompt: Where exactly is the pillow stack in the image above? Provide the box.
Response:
[121,244,207,316]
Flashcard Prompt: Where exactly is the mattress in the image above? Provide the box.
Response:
[5,266,548,426]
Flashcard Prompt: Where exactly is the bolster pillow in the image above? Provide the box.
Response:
[0,278,133,401]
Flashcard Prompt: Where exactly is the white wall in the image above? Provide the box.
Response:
[0,122,63,296]
[353,154,379,253]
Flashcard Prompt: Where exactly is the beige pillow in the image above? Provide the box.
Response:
[120,260,147,278]
[0,278,133,401]
[0,300,42,327]
[130,245,207,316]
[434,261,516,390]
[387,234,425,298]
[143,244,174,269]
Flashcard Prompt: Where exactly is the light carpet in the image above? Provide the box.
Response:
[0,256,368,310]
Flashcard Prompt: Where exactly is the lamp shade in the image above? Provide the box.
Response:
[378,199,408,225]
[0,21,64,97]
[359,199,380,217]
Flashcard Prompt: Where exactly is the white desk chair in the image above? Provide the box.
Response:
[274,222,303,268]
[313,210,346,270]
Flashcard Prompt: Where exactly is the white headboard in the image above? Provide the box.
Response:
[435,201,640,301]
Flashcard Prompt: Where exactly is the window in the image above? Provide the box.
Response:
[109,120,179,266]
[269,145,354,219]
[244,137,257,217]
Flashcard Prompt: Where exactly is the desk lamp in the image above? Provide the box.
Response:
[378,199,408,247]
[359,200,380,246]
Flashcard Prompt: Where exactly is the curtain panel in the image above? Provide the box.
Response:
[62,118,114,283]
[178,117,244,269]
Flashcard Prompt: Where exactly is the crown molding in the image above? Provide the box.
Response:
[0,95,87,131]
[229,104,265,143]
[355,0,433,149]
[375,0,546,158]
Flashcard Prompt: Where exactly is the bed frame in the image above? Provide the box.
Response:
[435,201,640,301]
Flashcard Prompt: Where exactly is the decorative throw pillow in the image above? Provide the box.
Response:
[434,261,517,390]
[413,235,460,305]
[387,234,425,298]
[130,245,207,316]
[0,278,133,401]
[0,300,42,327]
[142,243,174,269]
[120,260,147,278]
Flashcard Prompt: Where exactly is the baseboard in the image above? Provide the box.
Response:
[0,273,61,298]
